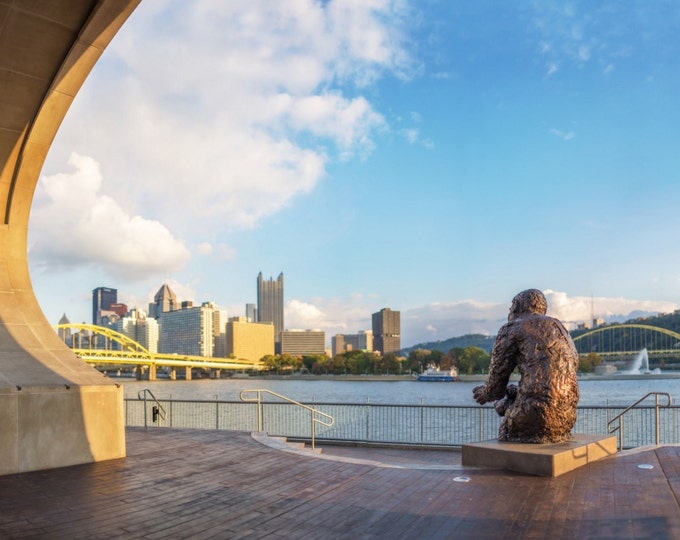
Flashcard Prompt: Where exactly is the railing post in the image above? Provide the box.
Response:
[257,391,263,432]
[365,398,370,442]
[656,393,661,445]
[420,399,424,444]
[311,412,316,450]
[142,390,148,428]
[479,407,483,441]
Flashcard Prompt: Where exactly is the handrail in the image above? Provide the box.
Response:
[240,389,334,450]
[607,392,672,451]
[137,388,167,427]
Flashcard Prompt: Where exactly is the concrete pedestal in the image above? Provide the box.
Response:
[462,434,617,477]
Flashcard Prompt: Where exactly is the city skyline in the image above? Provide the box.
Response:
[28,1,680,347]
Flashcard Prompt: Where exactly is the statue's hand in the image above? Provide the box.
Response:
[473,385,487,405]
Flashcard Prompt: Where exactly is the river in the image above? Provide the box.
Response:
[116,374,680,407]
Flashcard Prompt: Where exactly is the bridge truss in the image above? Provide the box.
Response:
[572,324,680,359]
[54,323,262,376]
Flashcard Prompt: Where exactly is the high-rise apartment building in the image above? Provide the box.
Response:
[211,306,228,358]
[92,286,117,325]
[117,308,159,353]
[225,316,275,362]
[158,303,215,357]
[281,330,325,356]
[257,272,284,353]
[372,308,401,355]
[332,330,373,357]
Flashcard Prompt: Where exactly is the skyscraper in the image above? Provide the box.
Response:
[372,308,401,355]
[92,286,117,325]
[257,272,284,353]
[149,283,177,319]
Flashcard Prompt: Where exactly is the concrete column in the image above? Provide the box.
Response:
[169,369,176,381]
[185,367,192,381]
[0,1,140,475]
[148,364,156,382]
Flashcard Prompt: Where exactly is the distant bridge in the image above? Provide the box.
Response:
[54,323,262,380]
[572,324,680,359]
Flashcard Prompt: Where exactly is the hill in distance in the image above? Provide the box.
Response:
[401,333,496,355]
[404,309,680,357]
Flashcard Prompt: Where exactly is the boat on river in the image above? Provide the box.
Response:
[417,366,459,382]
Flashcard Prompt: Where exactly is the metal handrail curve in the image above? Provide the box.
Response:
[137,388,167,426]
[607,392,672,451]
[240,389,334,450]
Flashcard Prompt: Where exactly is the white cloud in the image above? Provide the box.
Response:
[546,62,559,76]
[285,299,328,330]
[544,290,677,328]
[400,128,419,144]
[30,153,190,281]
[43,0,414,238]
[197,242,213,255]
[550,128,575,141]
[293,290,680,348]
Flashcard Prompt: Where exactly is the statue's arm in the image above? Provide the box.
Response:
[473,324,516,404]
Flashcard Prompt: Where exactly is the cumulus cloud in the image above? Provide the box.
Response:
[44,0,415,234]
[550,127,575,141]
[400,128,419,144]
[284,289,678,349]
[544,290,677,328]
[29,153,190,280]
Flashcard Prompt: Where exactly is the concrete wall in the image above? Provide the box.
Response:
[0,0,141,474]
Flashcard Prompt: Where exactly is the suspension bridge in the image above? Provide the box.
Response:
[572,323,680,361]
[54,323,262,381]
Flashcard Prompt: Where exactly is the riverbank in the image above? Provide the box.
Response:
[228,372,680,383]
[235,374,416,381]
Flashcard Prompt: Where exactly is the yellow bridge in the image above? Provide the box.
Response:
[572,323,680,359]
[55,323,262,381]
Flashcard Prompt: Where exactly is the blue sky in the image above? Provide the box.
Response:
[28,0,680,347]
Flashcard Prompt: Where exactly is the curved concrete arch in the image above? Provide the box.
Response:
[0,0,140,474]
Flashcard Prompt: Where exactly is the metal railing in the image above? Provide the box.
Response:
[607,392,673,451]
[137,388,167,427]
[124,397,680,450]
[239,389,334,450]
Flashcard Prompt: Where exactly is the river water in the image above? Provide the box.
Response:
[117,375,680,407]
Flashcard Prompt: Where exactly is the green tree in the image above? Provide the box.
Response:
[579,352,603,373]
[342,350,376,374]
[311,355,331,374]
[407,349,431,372]
[451,346,490,374]
[301,354,328,373]
[261,354,280,373]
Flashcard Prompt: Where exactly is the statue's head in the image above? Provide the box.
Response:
[508,289,547,321]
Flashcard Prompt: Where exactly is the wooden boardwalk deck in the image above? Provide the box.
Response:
[1,427,679,539]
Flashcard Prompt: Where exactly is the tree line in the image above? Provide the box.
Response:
[257,346,492,375]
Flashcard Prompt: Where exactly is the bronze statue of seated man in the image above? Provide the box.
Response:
[473,289,580,443]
